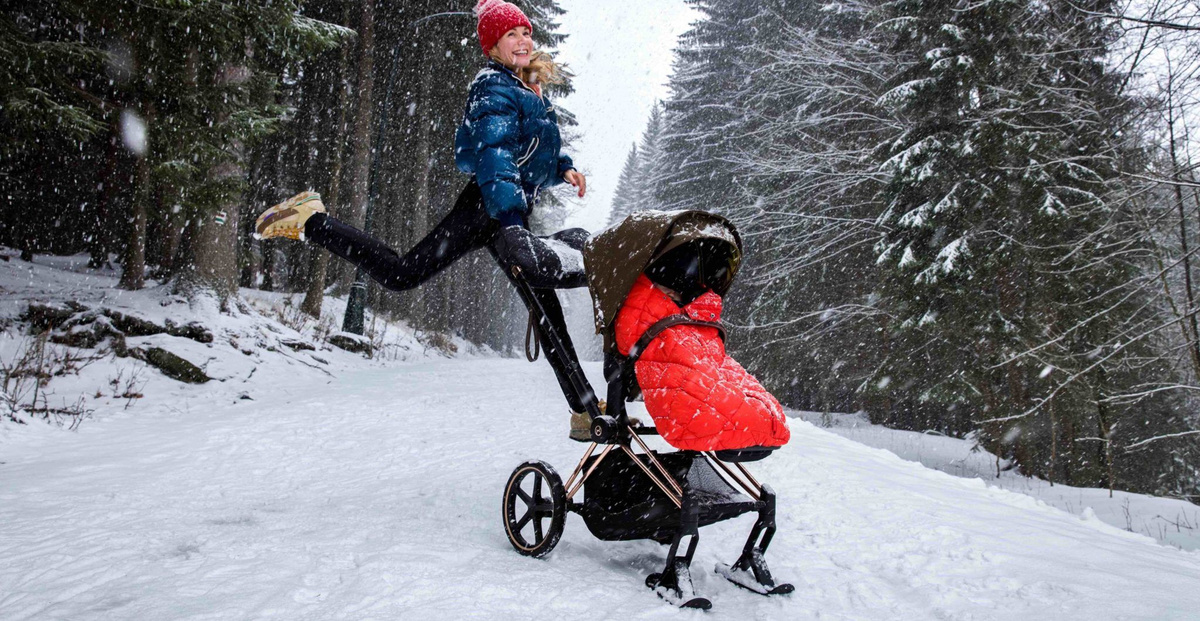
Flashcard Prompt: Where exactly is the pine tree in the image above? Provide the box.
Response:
[720,0,902,415]
[0,1,349,297]
[639,0,1198,494]
[0,3,112,261]
[0,3,107,149]
[650,0,822,404]
[653,0,796,209]
[608,143,639,225]
[870,0,1167,484]
[633,103,665,211]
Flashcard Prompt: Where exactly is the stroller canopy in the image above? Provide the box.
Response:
[583,210,743,352]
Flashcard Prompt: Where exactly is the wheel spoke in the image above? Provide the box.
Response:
[533,513,544,541]
[533,473,543,501]
[514,485,532,505]
[514,508,533,533]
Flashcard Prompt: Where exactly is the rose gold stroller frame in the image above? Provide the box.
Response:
[563,427,767,508]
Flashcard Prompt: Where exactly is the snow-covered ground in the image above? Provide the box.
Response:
[3,254,1200,619]
[797,411,1200,552]
[2,357,1199,619]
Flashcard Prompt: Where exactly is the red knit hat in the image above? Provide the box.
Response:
[475,0,533,57]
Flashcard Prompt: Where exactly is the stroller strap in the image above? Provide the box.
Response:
[628,314,727,363]
[525,309,541,362]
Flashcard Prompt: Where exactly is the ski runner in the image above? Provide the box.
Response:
[254,0,598,440]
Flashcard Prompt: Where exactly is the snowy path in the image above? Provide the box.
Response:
[2,359,1199,620]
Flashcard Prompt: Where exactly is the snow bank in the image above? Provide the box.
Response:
[797,409,1200,552]
[0,250,479,449]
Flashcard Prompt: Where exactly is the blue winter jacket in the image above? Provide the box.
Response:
[454,61,575,226]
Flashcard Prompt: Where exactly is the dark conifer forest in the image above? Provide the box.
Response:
[1,0,575,350]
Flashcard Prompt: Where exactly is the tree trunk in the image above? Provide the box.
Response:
[1167,90,1200,376]
[874,314,893,426]
[154,185,182,280]
[1094,369,1115,497]
[119,156,150,290]
[240,146,273,289]
[90,126,121,269]
[178,160,243,302]
[175,64,248,304]
[302,41,352,318]
[408,47,435,329]
[261,240,275,291]
[1048,396,1058,486]
[334,0,375,293]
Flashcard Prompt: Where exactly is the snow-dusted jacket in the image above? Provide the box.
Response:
[454,61,575,225]
[614,275,791,452]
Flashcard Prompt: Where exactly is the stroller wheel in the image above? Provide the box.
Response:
[502,460,566,558]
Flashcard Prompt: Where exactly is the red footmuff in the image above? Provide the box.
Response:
[614,275,790,452]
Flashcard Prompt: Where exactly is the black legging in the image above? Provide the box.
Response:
[305,181,593,412]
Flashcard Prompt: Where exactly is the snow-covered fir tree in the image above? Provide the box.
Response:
[0,0,349,297]
[652,0,783,215]
[728,0,905,417]
[870,0,1187,487]
[608,143,640,225]
[608,102,666,225]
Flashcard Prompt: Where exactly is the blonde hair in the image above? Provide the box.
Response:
[489,48,568,87]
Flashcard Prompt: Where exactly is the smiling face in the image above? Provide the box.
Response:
[492,26,533,71]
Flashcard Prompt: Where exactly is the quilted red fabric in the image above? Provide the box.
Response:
[614,275,791,451]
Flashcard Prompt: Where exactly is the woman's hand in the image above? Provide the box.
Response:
[564,169,587,198]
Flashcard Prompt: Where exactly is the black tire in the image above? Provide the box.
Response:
[503,460,566,558]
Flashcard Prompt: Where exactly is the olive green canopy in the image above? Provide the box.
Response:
[583,210,743,352]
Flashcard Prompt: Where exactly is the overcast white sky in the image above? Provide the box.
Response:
[551,0,698,231]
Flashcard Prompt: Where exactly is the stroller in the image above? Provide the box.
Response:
[500,210,793,610]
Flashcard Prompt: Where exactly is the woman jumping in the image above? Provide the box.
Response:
[255,0,597,440]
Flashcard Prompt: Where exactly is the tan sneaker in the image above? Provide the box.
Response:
[569,411,592,442]
[569,401,651,441]
[569,400,608,442]
[254,191,326,241]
